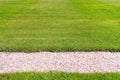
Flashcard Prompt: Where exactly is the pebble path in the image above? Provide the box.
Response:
[0,52,120,73]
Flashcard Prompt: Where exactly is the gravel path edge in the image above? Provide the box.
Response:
[0,52,120,73]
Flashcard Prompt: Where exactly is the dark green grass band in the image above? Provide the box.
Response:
[0,72,120,80]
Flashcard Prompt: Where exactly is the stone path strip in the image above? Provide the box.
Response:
[0,52,120,73]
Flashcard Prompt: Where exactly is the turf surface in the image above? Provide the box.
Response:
[0,0,120,52]
[1,72,120,80]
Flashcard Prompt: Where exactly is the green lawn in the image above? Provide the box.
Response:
[0,0,120,52]
[0,72,120,80]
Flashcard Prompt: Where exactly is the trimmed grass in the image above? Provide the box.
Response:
[0,0,120,52]
[0,72,120,80]
[98,0,120,6]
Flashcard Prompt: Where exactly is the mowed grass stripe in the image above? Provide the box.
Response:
[0,72,120,80]
[0,0,120,52]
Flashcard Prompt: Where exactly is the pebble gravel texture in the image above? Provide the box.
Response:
[0,52,120,73]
